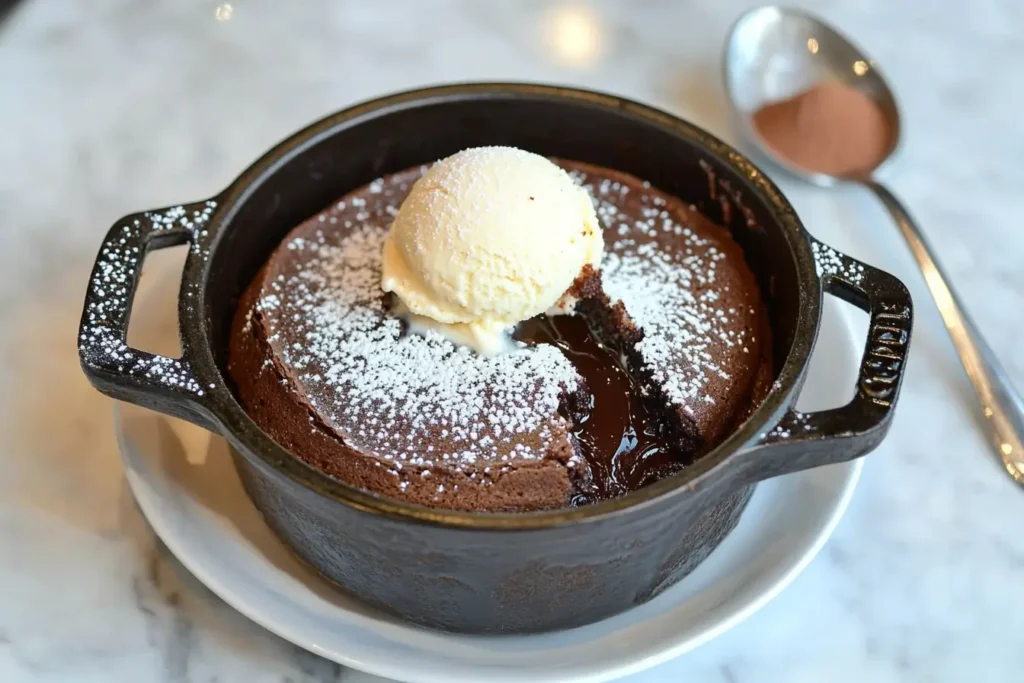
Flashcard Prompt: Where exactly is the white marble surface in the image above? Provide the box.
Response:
[1,0,1023,681]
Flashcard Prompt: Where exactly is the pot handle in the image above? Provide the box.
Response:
[78,200,219,431]
[735,241,913,486]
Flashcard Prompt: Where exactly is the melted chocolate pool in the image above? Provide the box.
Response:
[516,315,687,504]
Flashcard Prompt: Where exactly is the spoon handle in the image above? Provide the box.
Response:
[863,179,1024,485]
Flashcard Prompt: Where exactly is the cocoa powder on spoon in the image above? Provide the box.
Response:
[752,81,893,177]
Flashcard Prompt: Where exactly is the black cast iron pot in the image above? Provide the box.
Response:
[79,83,913,634]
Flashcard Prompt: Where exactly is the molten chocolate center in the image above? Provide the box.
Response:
[516,315,686,504]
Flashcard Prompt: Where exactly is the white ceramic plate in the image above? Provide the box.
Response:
[115,252,863,683]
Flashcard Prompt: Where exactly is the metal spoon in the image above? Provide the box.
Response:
[723,5,1024,486]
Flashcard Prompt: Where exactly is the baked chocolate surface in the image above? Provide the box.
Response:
[228,161,772,512]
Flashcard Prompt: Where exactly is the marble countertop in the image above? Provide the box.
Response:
[2,0,1023,681]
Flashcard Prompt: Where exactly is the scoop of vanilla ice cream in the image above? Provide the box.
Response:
[381,146,603,354]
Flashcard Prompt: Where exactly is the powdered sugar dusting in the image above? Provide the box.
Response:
[259,184,580,471]
[79,200,217,395]
[573,167,760,417]
[812,240,865,284]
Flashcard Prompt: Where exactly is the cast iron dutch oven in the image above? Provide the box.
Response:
[79,83,913,634]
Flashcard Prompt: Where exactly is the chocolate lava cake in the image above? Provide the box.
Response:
[227,161,772,512]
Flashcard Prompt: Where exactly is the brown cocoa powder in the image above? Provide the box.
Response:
[752,81,893,177]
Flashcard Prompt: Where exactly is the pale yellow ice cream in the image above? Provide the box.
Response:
[381,146,603,354]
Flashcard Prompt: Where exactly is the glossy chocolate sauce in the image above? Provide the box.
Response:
[516,314,686,504]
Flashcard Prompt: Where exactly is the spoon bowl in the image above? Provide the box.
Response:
[723,5,902,186]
